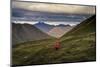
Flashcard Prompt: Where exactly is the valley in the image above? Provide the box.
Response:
[12,15,96,66]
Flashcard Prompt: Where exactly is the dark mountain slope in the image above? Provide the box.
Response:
[12,23,52,45]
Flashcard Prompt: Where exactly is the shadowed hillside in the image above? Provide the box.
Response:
[12,15,96,66]
[12,23,52,45]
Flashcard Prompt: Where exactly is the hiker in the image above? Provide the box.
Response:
[54,39,61,50]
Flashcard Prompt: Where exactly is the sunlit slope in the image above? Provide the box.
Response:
[48,26,73,38]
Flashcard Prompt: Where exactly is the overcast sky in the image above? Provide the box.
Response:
[12,1,96,25]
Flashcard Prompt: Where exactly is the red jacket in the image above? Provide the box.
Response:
[54,41,60,49]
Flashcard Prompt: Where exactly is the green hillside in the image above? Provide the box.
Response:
[60,15,96,62]
[12,15,96,66]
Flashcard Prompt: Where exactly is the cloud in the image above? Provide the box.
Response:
[12,8,91,22]
[12,1,95,14]
[11,1,95,25]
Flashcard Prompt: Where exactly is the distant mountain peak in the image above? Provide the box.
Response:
[35,21,49,26]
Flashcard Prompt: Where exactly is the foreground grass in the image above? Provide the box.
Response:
[12,33,96,66]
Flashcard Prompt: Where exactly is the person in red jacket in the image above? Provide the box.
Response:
[54,39,61,50]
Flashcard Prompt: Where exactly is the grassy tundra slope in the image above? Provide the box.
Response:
[12,15,96,66]
[60,15,96,62]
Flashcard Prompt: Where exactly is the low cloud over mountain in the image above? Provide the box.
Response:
[12,1,95,25]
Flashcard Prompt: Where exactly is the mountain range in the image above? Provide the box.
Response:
[34,21,74,38]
